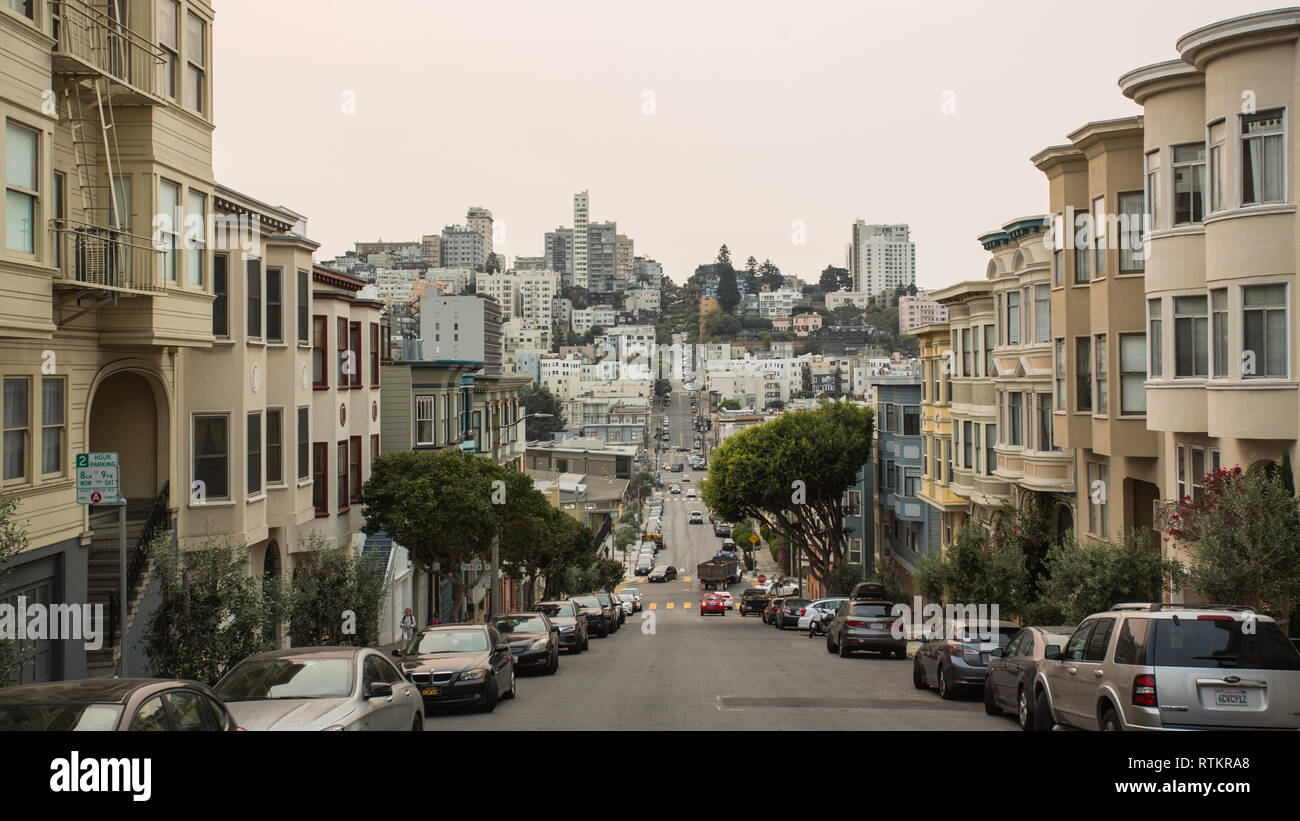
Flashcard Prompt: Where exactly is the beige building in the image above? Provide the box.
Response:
[898,292,950,334]
[1118,8,1300,583]
[1034,118,1160,544]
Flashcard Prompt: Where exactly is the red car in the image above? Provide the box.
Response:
[700,593,726,616]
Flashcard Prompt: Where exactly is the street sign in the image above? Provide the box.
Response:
[757,574,766,584]
[75,452,120,505]
[748,533,759,544]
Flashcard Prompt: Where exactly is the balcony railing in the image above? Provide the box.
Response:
[51,0,167,99]
[50,218,164,293]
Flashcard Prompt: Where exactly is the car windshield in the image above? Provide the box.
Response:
[1152,618,1300,670]
[0,703,122,731]
[216,657,355,700]
[743,589,766,597]
[408,629,490,655]
[653,566,668,573]
[495,615,549,633]
[535,603,575,618]
[572,596,600,608]
[622,589,638,596]
[595,594,612,605]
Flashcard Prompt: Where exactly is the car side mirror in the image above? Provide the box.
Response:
[366,681,393,699]
[989,647,1004,658]
[1043,644,1062,660]
[391,648,404,658]
[495,643,509,653]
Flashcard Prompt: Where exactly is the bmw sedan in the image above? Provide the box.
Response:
[649,565,678,582]
[399,625,516,713]
[492,612,560,675]
[216,647,423,730]
[532,600,590,654]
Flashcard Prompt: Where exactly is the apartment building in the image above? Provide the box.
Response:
[614,233,633,292]
[466,207,493,258]
[792,313,823,336]
[758,287,799,318]
[545,227,573,288]
[518,271,558,330]
[470,372,530,470]
[1034,118,1160,544]
[476,273,517,323]
[572,191,588,290]
[849,222,916,297]
[420,234,441,266]
[420,294,502,375]
[932,280,1009,535]
[538,352,584,399]
[440,224,484,273]
[915,323,963,552]
[899,291,950,334]
[870,372,936,588]
[551,297,572,333]
[586,221,616,295]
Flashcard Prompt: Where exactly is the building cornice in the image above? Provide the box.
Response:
[1177,6,1300,73]
[1118,59,1202,104]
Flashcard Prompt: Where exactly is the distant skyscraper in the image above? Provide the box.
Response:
[467,207,493,257]
[545,227,574,287]
[573,191,589,290]
[850,222,915,297]
[614,234,634,292]
[441,224,485,273]
[586,221,616,294]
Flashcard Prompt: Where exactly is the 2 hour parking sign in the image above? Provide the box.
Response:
[76,452,120,505]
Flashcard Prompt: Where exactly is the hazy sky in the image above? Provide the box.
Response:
[213,0,1276,290]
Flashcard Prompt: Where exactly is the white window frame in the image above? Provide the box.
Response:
[415,395,435,445]
[1241,282,1289,379]
[1238,107,1286,207]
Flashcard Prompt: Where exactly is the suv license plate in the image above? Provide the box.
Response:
[422,687,438,697]
[1215,688,1249,707]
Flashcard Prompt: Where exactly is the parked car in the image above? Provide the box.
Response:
[798,597,848,631]
[616,587,642,613]
[614,593,633,617]
[492,612,561,675]
[716,591,735,610]
[636,558,654,576]
[983,625,1074,729]
[713,522,731,537]
[739,588,771,617]
[1032,603,1300,731]
[689,511,704,524]
[762,597,785,625]
[572,594,614,637]
[594,592,624,629]
[913,619,1021,699]
[531,600,590,654]
[0,678,240,732]
[218,646,424,729]
[398,625,516,713]
[649,565,678,582]
[826,600,907,658]
[773,598,811,630]
[700,593,726,616]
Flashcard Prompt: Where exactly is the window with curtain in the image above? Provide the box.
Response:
[985,424,997,474]
[3,377,29,481]
[297,271,310,344]
[963,420,972,468]
[40,377,64,475]
[984,325,995,375]
[415,396,434,445]
[1144,151,1160,233]
[1007,292,1020,344]
[192,414,228,500]
[1172,143,1206,225]
[247,412,262,496]
[246,258,262,337]
[1073,209,1091,282]
[1092,196,1107,277]
[297,407,309,480]
[1241,109,1284,205]
[158,0,179,98]
[1211,289,1228,378]
[1037,393,1054,451]
[961,328,971,375]
[1148,299,1163,378]
[312,316,327,387]
[1009,393,1022,446]
[1054,339,1066,410]
[266,408,282,486]
[1095,335,1108,414]
[1208,121,1226,214]
[185,190,205,285]
[1243,283,1287,377]
[1076,338,1091,412]
[186,12,206,113]
[1174,295,1208,377]
[160,180,180,281]
[1034,284,1051,343]
[266,268,282,342]
[5,122,38,255]
[1118,191,1144,272]
[1120,334,1147,415]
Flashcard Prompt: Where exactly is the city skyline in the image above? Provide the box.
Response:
[212,0,1274,289]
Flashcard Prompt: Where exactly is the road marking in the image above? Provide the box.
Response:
[666,602,675,610]
[647,602,657,610]
[683,602,692,609]
[683,576,691,583]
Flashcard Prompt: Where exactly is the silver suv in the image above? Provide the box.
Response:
[1032,603,1300,731]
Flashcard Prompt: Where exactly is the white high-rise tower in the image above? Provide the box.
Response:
[573,190,589,290]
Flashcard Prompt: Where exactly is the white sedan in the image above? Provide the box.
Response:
[716,591,735,610]
[686,488,697,498]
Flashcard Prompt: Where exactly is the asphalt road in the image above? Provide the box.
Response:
[429,390,1015,730]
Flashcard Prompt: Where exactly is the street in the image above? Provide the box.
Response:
[430,390,1011,730]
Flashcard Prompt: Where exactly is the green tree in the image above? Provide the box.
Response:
[519,383,564,441]
[483,252,501,274]
[719,398,741,411]
[287,531,388,647]
[914,523,1030,614]
[1033,530,1182,624]
[702,403,873,590]
[1168,464,1300,626]
[765,399,785,410]
[758,259,784,292]
[142,530,278,684]
[0,493,33,687]
[360,449,500,620]
[706,312,741,339]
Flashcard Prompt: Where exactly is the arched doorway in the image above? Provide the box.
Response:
[1052,503,1074,542]
[262,541,282,647]
[88,369,169,502]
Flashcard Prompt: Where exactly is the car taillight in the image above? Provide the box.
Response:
[846,619,866,627]
[799,608,806,616]
[1197,614,1234,622]
[1133,674,1157,708]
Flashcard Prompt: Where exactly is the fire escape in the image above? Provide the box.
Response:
[48,0,167,324]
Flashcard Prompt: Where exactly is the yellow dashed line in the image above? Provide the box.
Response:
[666,602,675,610]
[684,602,692,609]
[683,576,692,583]
[648,602,657,610]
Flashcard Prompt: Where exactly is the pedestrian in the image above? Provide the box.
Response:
[400,607,416,647]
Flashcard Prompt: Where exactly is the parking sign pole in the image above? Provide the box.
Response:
[118,496,128,677]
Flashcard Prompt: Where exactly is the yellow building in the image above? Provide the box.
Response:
[915,322,963,550]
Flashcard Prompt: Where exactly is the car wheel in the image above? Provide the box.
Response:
[984,678,1001,716]
[894,646,907,660]
[480,674,499,713]
[411,714,423,731]
[583,633,590,650]
[546,650,559,675]
[937,665,957,700]
[1018,688,1032,731]
[826,635,836,654]
[838,635,851,658]
[912,659,927,689]
[1100,705,1122,732]
[1033,687,1054,731]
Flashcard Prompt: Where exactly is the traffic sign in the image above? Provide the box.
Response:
[76,452,120,505]
[748,533,759,544]
[757,574,766,584]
